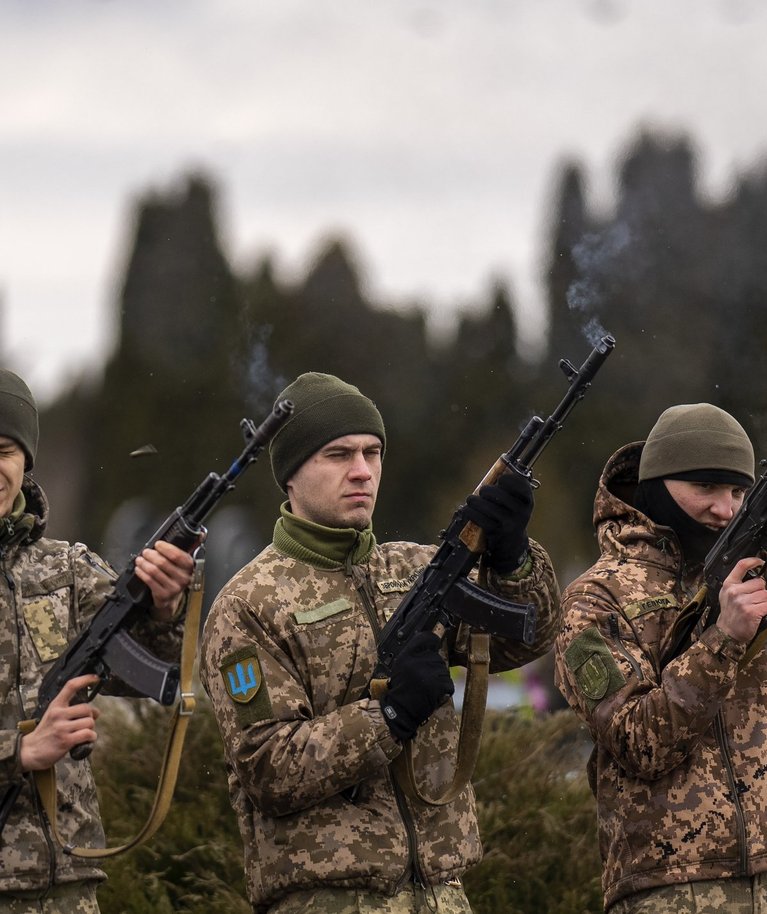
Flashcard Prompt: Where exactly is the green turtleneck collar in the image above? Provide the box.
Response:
[0,490,35,550]
[273,502,376,570]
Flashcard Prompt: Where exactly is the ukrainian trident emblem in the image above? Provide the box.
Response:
[222,654,262,704]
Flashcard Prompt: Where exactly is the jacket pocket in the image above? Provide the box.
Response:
[293,598,371,710]
[22,589,71,664]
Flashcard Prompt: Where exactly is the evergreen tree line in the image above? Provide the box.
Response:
[36,128,767,592]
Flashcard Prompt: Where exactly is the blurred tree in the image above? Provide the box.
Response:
[541,129,767,582]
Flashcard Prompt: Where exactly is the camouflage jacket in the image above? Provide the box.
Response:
[0,477,183,894]
[554,442,766,910]
[200,509,560,912]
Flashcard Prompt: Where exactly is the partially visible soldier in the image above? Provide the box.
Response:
[200,371,562,914]
[0,369,194,914]
[555,403,767,913]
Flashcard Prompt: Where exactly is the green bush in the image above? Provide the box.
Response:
[92,698,601,913]
[93,691,249,914]
[464,710,602,914]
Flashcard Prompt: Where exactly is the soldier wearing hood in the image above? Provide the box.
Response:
[555,404,767,913]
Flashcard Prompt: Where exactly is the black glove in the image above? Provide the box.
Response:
[462,471,533,573]
[380,632,455,742]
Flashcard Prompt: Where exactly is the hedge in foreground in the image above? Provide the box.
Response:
[91,696,601,913]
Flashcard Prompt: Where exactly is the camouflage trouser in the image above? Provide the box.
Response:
[0,882,99,914]
[610,874,767,913]
[266,881,473,913]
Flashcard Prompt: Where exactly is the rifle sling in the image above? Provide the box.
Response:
[32,555,205,859]
[391,631,490,808]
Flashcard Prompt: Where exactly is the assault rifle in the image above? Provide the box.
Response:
[0,398,293,835]
[371,334,615,689]
[661,461,767,666]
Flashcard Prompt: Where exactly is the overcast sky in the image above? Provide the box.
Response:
[2,0,767,403]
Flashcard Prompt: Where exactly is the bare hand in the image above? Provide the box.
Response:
[134,540,195,620]
[717,557,767,643]
[19,674,101,771]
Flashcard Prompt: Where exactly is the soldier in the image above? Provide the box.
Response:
[555,403,767,913]
[0,369,194,913]
[200,371,561,914]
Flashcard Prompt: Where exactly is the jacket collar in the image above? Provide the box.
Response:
[273,502,376,570]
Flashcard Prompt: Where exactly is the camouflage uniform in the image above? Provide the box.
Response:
[200,509,560,913]
[0,477,182,904]
[554,442,767,911]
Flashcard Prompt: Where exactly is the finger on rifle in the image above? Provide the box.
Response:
[138,541,194,586]
[150,539,195,570]
[54,674,101,707]
[726,556,765,584]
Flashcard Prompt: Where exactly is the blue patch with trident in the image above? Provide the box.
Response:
[222,653,263,704]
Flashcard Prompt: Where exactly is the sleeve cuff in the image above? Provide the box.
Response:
[702,625,748,663]
[491,550,533,583]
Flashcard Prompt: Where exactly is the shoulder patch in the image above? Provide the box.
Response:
[221,650,264,704]
[623,594,678,620]
[564,625,626,711]
[376,570,420,595]
[294,598,353,625]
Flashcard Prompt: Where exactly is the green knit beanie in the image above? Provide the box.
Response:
[269,372,386,491]
[0,369,38,470]
[639,403,754,485]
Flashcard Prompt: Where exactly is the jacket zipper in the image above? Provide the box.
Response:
[391,773,429,893]
[714,711,748,874]
[348,561,427,892]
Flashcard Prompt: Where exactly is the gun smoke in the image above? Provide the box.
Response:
[235,322,286,412]
[567,222,631,348]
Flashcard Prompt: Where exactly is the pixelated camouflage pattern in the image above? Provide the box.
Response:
[265,881,472,913]
[0,880,100,912]
[0,478,182,895]
[200,531,559,912]
[609,873,767,914]
[554,443,767,911]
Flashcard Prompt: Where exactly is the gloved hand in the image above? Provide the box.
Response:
[462,471,534,573]
[380,632,455,742]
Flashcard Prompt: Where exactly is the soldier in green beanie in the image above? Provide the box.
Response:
[0,368,195,913]
[201,371,561,914]
[554,403,767,913]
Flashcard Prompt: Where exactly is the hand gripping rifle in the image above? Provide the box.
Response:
[661,461,767,667]
[0,398,293,836]
[371,334,615,692]
[369,335,615,810]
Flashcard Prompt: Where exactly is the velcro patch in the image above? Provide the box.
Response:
[376,570,420,595]
[23,571,73,596]
[23,598,68,663]
[564,626,626,710]
[294,598,352,625]
[222,652,263,704]
[623,595,678,620]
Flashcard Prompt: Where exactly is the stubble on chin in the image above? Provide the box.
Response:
[339,501,374,531]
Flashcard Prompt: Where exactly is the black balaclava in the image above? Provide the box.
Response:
[635,476,726,568]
